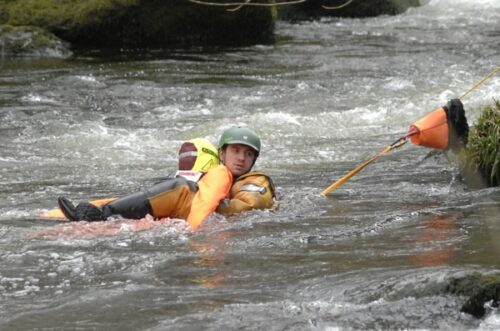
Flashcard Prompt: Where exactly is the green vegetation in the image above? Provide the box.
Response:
[459,100,500,187]
[1,0,138,28]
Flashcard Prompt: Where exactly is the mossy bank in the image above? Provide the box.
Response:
[0,0,426,57]
[0,0,276,54]
[459,100,500,188]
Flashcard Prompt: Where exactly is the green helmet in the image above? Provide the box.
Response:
[218,126,261,155]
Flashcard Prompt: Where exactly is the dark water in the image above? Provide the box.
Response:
[1,0,500,329]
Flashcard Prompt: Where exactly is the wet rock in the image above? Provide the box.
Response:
[447,272,500,318]
[457,100,500,188]
[0,25,72,58]
[278,0,422,20]
[0,0,275,50]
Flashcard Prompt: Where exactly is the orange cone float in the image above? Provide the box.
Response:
[320,66,499,196]
[407,99,469,152]
[407,107,449,150]
[320,99,469,196]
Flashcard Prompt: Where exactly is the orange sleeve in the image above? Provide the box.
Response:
[187,165,233,230]
[216,174,275,215]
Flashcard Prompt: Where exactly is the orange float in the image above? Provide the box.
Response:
[407,107,449,150]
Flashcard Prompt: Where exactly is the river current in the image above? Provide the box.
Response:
[1,0,500,329]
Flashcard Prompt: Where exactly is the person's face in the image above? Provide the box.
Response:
[220,144,256,177]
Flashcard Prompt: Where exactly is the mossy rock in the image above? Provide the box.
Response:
[447,272,500,318]
[1,0,276,50]
[458,100,500,188]
[0,24,72,57]
[277,0,421,20]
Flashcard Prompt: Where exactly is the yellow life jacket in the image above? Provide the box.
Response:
[178,138,220,172]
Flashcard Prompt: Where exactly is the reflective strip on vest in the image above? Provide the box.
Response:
[179,151,197,159]
[175,170,204,183]
[240,184,266,194]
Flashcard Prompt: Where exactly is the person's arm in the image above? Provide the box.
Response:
[187,165,233,230]
[216,173,275,215]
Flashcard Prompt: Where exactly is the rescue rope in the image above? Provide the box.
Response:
[320,137,407,196]
[459,66,500,100]
[320,66,500,196]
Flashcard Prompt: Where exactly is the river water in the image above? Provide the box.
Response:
[1,0,500,329]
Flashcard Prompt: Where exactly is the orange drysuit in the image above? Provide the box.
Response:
[216,171,276,215]
[96,166,275,230]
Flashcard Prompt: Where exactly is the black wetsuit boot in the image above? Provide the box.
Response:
[58,197,105,222]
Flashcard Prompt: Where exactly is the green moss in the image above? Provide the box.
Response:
[447,272,500,318]
[1,0,275,49]
[3,0,138,30]
[0,24,71,57]
[4,25,45,47]
[459,100,500,187]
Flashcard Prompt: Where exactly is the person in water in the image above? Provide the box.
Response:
[57,126,276,230]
